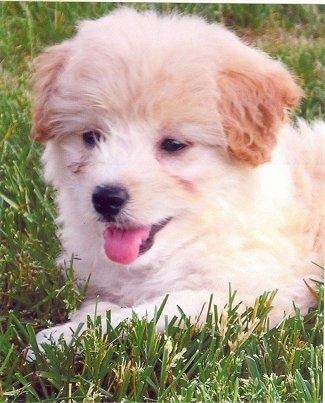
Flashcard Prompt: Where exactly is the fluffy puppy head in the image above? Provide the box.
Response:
[31,8,304,266]
[31,7,302,166]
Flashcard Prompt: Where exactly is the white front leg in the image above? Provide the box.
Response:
[33,290,226,349]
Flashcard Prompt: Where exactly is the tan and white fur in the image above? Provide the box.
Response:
[31,8,324,347]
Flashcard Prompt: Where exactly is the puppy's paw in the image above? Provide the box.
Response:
[25,322,84,362]
[36,323,77,346]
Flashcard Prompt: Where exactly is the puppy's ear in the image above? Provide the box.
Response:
[31,44,68,142]
[217,58,303,165]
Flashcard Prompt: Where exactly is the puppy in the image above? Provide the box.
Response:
[31,8,324,347]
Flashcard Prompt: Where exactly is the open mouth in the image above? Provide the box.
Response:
[103,218,171,265]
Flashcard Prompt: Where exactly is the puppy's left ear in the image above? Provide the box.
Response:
[31,43,69,142]
[217,54,303,165]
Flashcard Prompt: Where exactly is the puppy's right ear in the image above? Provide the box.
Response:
[31,44,68,142]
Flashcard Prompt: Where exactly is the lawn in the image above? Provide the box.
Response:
[0,3,324,401]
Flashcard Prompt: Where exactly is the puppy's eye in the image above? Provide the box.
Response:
[160,138,188,153]
[82,130,102,147]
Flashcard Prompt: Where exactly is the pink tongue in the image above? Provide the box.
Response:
[103,226,151,265]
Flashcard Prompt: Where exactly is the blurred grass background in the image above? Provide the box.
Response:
[0,3,324,401]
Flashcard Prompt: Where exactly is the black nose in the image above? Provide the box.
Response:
[92,185,129,221]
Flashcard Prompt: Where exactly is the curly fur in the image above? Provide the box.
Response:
[30,8,324,349]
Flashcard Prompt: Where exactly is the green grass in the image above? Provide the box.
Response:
[0,3,324,401]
